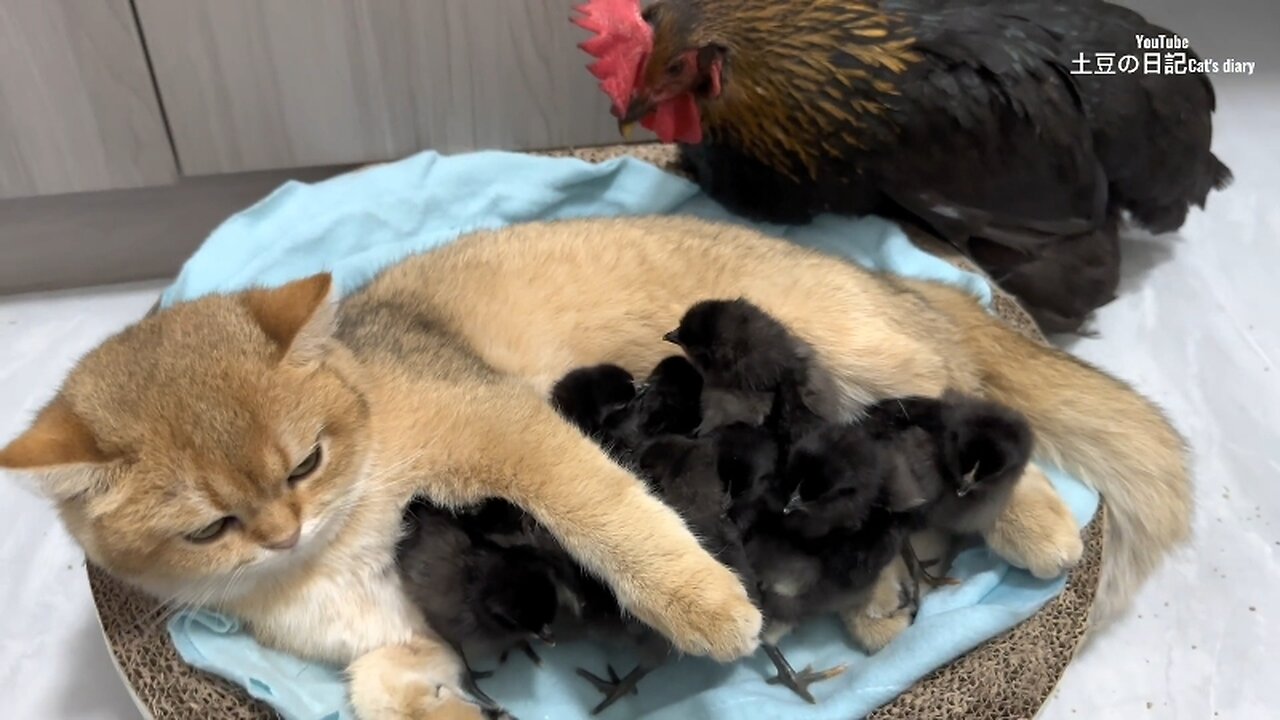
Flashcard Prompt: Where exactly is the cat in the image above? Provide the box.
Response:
[0,215,1190,718]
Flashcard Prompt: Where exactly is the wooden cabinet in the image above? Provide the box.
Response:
[132,0,625,175]
[0,0,637,291]
[0,0,177,199]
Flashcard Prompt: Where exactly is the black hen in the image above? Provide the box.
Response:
[575,0,1231,333]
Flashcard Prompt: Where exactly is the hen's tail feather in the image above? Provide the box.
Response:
[1209,154,1234,192]
[1124,153,1234,233]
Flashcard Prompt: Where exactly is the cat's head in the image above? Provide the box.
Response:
[0,275,372,606]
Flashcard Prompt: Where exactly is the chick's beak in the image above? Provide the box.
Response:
[783,494,805,516]
[536,626,556,646]
[662,330,680,345]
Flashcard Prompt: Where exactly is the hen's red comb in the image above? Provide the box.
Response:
[572,0,653,116]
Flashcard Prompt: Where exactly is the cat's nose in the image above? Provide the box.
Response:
[262,526,301,551]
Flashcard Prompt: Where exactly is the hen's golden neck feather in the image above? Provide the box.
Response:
[659,0,922,178]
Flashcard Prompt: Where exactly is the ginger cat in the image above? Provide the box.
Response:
[1,216,1190,719]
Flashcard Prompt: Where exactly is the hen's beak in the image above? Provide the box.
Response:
[622,94,660,126]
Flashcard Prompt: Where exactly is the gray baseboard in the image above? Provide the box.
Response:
[0,166,348,296]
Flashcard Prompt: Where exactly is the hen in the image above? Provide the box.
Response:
[573,0,1231,333]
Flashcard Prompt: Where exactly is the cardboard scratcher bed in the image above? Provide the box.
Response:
[87,143,1106,720]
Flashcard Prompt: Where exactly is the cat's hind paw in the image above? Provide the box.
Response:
[841,557,916,654]
[984,465,1083,579]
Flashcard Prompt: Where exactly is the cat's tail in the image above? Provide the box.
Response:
[924,284,1192,635]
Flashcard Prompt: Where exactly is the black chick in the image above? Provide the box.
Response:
[578,425,842,711]
[397,500,564,708]
[665,298,842,434]
[863,392,1035,534]
[745,422,943,658]
[816,392,1035,590]
[548,364,637,441]
[714,421,783,532]
[598,355,704,453]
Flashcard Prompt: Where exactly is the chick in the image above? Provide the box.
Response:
[831,393,1034,590]
[714,421,782,531]
[744,421,944,661]
[397,500,564,708]
[600,355,704,452]
[578,425,846,711]
[664,298,843,434]
[862,392,1035,534]
[548,364,637,440]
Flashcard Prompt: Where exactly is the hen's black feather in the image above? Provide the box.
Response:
[655,0,1230,332]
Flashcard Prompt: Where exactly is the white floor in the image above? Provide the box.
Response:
[2,79,1277,718]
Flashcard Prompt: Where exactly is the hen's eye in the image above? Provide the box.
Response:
[666,59,685,77]
[288,445,323,484]
[186,516,235,544]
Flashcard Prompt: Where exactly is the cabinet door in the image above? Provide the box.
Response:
[134,0,629,176]
[0,0,177,199]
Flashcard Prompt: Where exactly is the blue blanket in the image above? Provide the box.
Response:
[162,149,1098,720]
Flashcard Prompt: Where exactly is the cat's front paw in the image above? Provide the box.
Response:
[348,641,486,720]
[985,465,1083,579]
[630,559,762,662]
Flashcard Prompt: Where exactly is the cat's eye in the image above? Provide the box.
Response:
[186,516,235,544]
[287,445,323,484]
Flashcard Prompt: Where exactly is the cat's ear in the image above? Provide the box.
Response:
[241,273,337,365]
[0,397,114,500]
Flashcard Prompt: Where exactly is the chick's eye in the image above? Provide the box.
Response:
[288,445,323,484]
[186,516,235,544]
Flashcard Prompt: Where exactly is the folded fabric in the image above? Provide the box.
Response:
[162,148,1095,720]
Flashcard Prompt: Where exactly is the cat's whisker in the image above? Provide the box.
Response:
[184,578,223,614]
[133,596,182,631]
[134,575,224,631]
[214,565,250,612]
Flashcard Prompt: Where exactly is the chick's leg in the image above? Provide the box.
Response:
[575,662,655,715]
[902,529,959,590]
[497,640,542,667]
[761,643,846,704]
[455,650,500,709]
